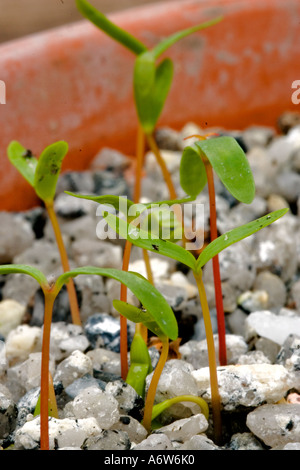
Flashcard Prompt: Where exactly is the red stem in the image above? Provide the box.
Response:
[205,163,227,366]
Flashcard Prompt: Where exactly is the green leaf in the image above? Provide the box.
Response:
[180,144,207,198]
[56,266,178,340]
[7,141,38,187]
[152,16,223,59]
[195,136,255,204]
[104,213,197,271]
[113,300,173,340]
[65,192,136,216]
[75,0,147,55]
[134,55,173,134]
[125,332,152,397]
[0,264,48,289]
[34,141,68,203]
[196,208,289,271]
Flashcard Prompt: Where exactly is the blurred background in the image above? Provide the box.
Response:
[0,0,174,43]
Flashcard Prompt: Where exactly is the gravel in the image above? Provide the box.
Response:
[1,114,300,450]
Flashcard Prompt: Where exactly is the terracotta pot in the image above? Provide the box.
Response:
[0,0,299,210]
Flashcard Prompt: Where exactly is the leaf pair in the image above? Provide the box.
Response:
[76,0,222,134]
[7,141,68,204]
[104,208,288,274]
[180,135,255,203]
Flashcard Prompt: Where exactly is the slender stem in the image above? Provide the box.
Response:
[40,290,56,451]
[143,335,169,433]
[120,239,131,379]
[45,201,81,326]
[205,163,227,366]
[193,269,222,443]
[48,372,59,418]
[146,133,177,200]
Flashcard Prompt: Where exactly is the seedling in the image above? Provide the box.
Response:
[180,134,256,365]
[104,205,288,441]
[76,0,222,376]
[7,141,81,326]
[0,263,181,449]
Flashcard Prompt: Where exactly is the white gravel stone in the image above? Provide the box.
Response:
[54,350,93,387]
[154,413,208,442]
[132,433,174,450]
[86,347,121,376]
[0,212,34,263]
[180,335,248,368]
[49,322,89,362]
[246,404,300,448]
[71,238,122,269]
[64,385,120,429]
[5,325,41,364]
[179,434,221,450]
[14,415,101,450]
[0,300,26,338]
[192,364,292,410]
[7,352,55,393]
[245,310,300,346]
[112,416,148,444]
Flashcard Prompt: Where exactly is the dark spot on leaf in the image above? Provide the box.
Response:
[22,149,33,158]
[152,244,159,251]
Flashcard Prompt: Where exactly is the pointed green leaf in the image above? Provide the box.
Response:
[56,266,178,340]
[0,264,48,289]
[125,332,153,398]
[7,141,38,187]
[180,144,207,197]
[34,141,68,203]
[104,213,197,271]
[195,136,255,204]
[76,0,147,55]
[196,208,289,270]
[113,300,173,340]
[134,55,173,134]
[152,16,223,59]
[65,192,136,215]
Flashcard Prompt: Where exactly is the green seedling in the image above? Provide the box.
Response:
[76,0,222,376]
[66,191,195,377]
[104,206,288,442]
[7,141,81,326]
[0,263,179,449]
[181,134,255,366]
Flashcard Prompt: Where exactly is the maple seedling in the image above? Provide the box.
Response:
[7,140,81,326]
[180,134,256,366]
[76,0,222,376]
[104,205,288,441]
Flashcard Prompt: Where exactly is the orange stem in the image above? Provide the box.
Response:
[146,133,177,200]
[45,201,81,326]
[143,335,169,433]
[40,290,56,450]
[194,270,222,443]
[205,163,227,366]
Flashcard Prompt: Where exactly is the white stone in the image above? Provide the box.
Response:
[5,325,41,363]
[0,299,26,338]
[7,352,55,392]
[180,335,248,369]
[132,433,174,450]
[54,350,93,387]
[14,415,101,450]
[49,322,88,361]
[246,404,300,448]
[179,434,220,450]
[192,364,292,410]
[154,414,208,442]
[245,310,300,345]
[64,385,120,429]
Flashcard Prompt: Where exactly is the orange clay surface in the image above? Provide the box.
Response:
[0,0,299,210]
